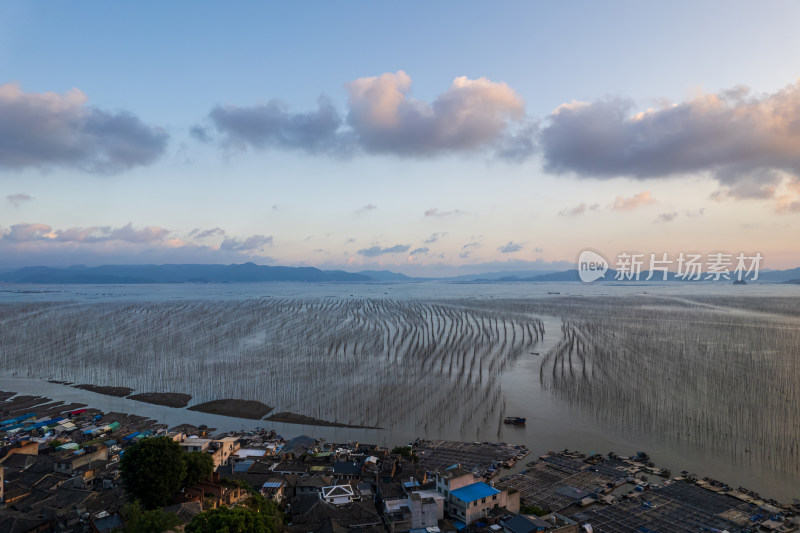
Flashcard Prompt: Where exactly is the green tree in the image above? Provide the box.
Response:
[186,502,282,533]
[120,436,187,509]
[520,503,548,516]
[183,451,214,487]
[391,445,412,457]
[122,500,181,533]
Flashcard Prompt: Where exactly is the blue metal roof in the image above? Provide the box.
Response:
[449,482,500,503]
[262,481,283,488]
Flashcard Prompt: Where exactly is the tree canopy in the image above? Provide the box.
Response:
[186,494,283,533]
[183,451,214,487]
[120,436,187,509]
[121,500,181,533]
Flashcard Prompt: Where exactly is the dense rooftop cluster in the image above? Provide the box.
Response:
[2,387,799,533]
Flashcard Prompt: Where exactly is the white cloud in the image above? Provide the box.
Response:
[0,82,168,173]
[540,81,800,207]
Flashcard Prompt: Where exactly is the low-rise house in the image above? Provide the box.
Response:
[384,490,444,531]
[91,512,124,533]
[179,438,212,453]
[333,460,363,481]
[435,465,519,524]
[274,460,308,477]
[409,492,441,529]
[209,436,240,468]
[502,513,579,533]
[163,501,204,523]
[1,440,40,460]
[287,493,383,532]
[72,459,109,490]
[184,473,247,509]
[295,475,332,495]
[53,445,108,476]
[281,435,317,458]
[321,484,358,505]
[231,448,267,465]
[261,480,287,503]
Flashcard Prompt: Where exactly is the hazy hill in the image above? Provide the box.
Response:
[0,263,372,284]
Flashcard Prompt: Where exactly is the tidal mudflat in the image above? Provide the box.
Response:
[1,283,798,500]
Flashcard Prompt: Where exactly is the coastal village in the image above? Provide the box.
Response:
[2,390,799,533]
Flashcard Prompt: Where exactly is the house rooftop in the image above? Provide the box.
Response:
[441,464,473,479]
[180,438,211,446]
[449,482,500,503]
[554,485,596,501]
[333,461,362,475]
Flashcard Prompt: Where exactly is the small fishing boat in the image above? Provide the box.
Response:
[504,416,526,425]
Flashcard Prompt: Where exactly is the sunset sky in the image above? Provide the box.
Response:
[2,1,799,275]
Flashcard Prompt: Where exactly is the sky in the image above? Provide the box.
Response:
[1,1,799,275]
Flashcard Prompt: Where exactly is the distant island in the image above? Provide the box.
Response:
[0,263,371,284]
[0,262,799,284]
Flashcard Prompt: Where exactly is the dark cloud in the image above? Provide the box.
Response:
[494,119,539,162]
[540,81,800,202]
[193,227,226,239]
[656,212,678,223]
[207,96,344,154]
[219,234,273,252]
[498,241,522,253]
[189,125,212,143]
[462,241,480,250]
[357,244,410,257]
[356,204,377,214]
[410,247,429,255]
[424,232,446,244]
[0,83,167,173]
[7,193,33,208]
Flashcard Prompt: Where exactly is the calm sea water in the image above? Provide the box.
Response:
[1,280,798,501]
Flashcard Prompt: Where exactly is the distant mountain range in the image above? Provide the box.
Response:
[0,263,798,284]
[0,263,370,284]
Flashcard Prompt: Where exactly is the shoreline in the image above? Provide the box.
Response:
[68,381,383,429]
[1,377,388,435]
[1,387,796,510]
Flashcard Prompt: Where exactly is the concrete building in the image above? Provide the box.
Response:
[435,464,519,524]
[209,437,239,468]
[409,492,440,529]
[179,438,211,453]
[53,445,108,476]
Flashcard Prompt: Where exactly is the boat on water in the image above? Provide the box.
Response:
[504,416,526,425]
